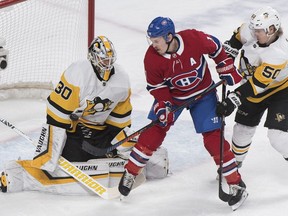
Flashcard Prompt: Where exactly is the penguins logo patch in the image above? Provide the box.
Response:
[83,96,113,116]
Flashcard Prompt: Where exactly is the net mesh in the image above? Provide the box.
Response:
[0,0,90,92]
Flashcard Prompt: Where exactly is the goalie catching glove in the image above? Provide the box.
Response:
[216,57,242,86]
[216,91,242,117]
[154,101,175,127]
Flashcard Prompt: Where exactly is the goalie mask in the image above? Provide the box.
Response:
[88,36,117,81]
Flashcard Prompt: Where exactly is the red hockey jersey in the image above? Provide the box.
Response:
[144,29,228,104]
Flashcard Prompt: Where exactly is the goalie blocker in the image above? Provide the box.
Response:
[0,124,169,194]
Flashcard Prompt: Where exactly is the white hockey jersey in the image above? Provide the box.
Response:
[236,23,288,103]
[46,59,132,132]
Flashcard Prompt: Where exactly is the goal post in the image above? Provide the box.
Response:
[0,0,95,99]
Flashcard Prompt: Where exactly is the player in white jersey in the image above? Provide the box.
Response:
[216,6,288,167]
[0,36,169,195]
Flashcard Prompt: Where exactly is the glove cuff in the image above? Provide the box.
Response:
[227,91,241,107]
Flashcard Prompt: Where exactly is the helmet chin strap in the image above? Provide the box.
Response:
[165,40,173,53]
[165,36,176,54]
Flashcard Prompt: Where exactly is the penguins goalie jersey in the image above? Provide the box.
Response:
[46,59,132,132]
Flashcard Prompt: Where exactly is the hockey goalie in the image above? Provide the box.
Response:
[0,36,169,195]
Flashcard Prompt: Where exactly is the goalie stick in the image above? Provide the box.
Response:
[0,117,120,200]
[82,80,226,157]
[218,83,233,202]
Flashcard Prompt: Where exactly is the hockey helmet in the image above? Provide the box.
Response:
[88,36,117,81]
[147,17,175,42]
[249,6,281,33]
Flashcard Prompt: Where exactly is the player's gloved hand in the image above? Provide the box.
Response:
[222,41,239,59]
[154,101,175,127]
[216,57,242,86]
[216,91,241,117]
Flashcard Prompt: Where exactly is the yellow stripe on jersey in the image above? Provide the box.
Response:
[17,160,108,185]
[247,80,288,103]
[106,90,132,128]
[47,73,81,128]
[68,120,107,133]
[106,118,131,129]
[47,107,71,125]
[247,61,288,102]
[253,61,287,87]
[48,73,80,121]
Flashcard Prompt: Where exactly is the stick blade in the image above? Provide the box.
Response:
[219,188,232,202]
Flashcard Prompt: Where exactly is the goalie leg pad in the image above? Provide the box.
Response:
[88,146,170,181]
[3,159,110,195]
[1,161,25,193]
[88,158,147,189]
[145,147,169,179]
[32,124,66,172]
[2,157,146,195]
[87,157,126,187]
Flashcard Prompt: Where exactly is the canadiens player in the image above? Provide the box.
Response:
[118,17,248,210]
[217,7,288,167]
[0,36,168,195]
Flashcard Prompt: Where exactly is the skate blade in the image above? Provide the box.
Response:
[231,190,249,211]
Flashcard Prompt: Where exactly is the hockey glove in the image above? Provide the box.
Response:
[222,41,239,59]
[216,57,242,86]
[154,101,175,127]
[216,91,241,117]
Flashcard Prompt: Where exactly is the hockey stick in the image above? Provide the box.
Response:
[82,80,226,157]
[0,117,120,200]
[218,83,233,202]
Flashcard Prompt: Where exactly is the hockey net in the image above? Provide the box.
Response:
[0,0,95,100]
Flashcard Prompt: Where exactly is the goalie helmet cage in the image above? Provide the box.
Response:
[0,0,95,99]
